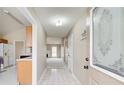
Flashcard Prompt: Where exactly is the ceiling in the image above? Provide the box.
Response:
[33,7,87,37]
[0,7,30,35]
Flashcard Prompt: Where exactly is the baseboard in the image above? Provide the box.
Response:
[38,68,47,85]
[72,73,82,85]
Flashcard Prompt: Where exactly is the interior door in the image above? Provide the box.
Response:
[79,28,90,84]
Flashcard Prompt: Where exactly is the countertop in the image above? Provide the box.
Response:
[16,57,32,61]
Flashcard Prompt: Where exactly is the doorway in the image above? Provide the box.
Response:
[52,46,57,57]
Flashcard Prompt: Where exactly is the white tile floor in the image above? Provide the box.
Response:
[0,66,17,85]
[47,58,65,69]
[39,58,81,85]
[0,58,81,85]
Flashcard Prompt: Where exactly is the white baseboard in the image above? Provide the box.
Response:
[72,73,82,85]
[38,68,47,85]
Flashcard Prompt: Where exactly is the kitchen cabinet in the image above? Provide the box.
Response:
[17,59,32,85]
[26,26,32,47]
[0,39,8,44]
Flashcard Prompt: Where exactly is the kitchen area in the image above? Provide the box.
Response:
[16,26,32,85]
[0,7,33,85]
[0,26,32,85]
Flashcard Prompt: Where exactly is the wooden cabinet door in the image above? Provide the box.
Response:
[17,61,32,85]
[26,26,32,47]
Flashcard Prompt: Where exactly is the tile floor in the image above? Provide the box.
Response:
[47,58,65,69]
[39,58,81,85]
[0,58,81,85]
[0,66,17,85]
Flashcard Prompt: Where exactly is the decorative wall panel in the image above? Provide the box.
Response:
[92,7,124,77]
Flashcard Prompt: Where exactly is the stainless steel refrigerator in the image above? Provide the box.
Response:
[0,43,9,68]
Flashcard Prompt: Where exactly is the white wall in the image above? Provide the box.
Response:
[27,8,47,83]
[2,27,26,44]
[37,22,46,81]
[68,13,90,84]
[47,37,62,44]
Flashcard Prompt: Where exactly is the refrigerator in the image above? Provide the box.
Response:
[0,43,9,68]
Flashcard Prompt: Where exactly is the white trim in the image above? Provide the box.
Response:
[90,7,124,83]
[17,8,38,85]
[38,68,47,85]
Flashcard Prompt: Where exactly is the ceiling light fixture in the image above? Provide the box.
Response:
[56,19,62,27]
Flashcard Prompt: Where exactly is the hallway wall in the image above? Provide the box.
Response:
[68,12,90,84]
[70,8,124,85]
[1,27,26,44]
[28,8,47,83]
[37,22,47,82]
[47,37,62,44]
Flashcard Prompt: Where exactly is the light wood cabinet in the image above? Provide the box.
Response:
[17,60,32,85]
[26,26,32,47]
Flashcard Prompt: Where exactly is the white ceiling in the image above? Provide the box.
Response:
[0,7,30,35]
[33,7,87,37]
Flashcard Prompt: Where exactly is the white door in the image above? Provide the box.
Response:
[79,29,90,84]
[3,44,9,67]
[68,32,74,72]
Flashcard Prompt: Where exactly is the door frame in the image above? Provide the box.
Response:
[17,8,38,85]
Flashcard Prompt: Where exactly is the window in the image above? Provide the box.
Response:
[52,46,57,57]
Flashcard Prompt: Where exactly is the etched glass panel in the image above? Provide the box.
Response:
[92,7,124,77]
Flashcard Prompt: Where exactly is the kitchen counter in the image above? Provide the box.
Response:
[16,57,32,84]
[16,58,32,61]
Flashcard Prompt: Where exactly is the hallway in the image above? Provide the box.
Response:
[39,58,81,85]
